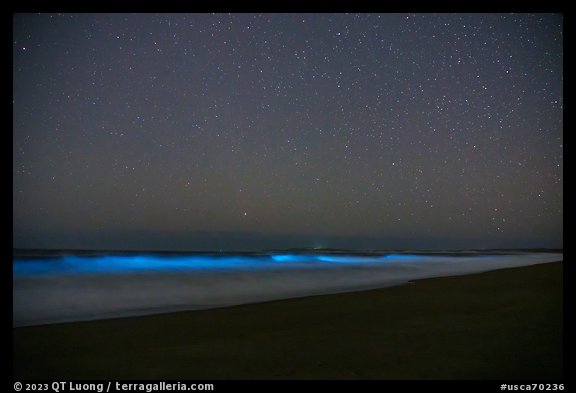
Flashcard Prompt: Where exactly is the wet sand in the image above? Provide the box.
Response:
[13,261,562,379]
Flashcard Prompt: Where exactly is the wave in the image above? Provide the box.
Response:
[13,252,562,327]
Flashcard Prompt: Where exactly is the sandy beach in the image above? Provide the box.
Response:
[13,261,562,379]
[13,252,562,327]
[13,11,563,383]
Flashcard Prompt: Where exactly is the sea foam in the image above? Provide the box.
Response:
[13,252,562,327]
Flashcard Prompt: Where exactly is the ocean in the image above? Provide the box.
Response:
[13,250,562,327]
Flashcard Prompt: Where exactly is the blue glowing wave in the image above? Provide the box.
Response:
[13,253,427,276]
[13,252,562,326]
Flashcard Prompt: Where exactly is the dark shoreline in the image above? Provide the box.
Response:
[13,261,563,379]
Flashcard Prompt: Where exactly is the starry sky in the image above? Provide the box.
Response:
[13,13,563,251]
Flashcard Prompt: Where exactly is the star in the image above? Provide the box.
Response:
[12,13,562,250]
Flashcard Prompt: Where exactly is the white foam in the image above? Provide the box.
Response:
[13,253,562,327]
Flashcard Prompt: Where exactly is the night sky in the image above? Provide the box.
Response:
[13,13,563,251]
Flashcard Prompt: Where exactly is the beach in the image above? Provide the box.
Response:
[13,261,563,379]
[13,252,562,327]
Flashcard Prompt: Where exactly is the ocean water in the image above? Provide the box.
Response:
[13,251,562,327]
